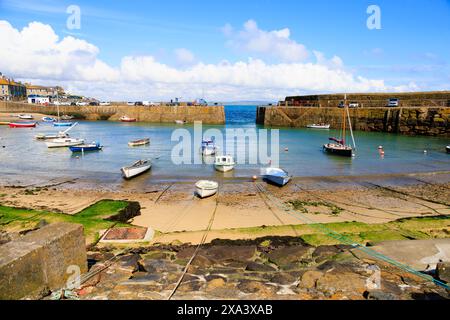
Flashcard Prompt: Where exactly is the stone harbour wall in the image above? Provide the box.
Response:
[0,223,87,300]
[256,106,450,137]
[0,101,226,124]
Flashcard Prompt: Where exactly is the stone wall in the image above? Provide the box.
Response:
[256,106,450,137]
[0,101,226,124]
[0,223,87,300]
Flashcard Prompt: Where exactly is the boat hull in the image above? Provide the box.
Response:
[128,138,150,147]
[46,139,84,148]
[9,122,36,128]
[323,144,353,157]
[54,122,73,127]
[263,175,291,187]
[121,162,151,179]
[69,145,102,152]
[307,124,330,129]
[195,180,218,198]
[214,164,235,172]
[446,146,450,154]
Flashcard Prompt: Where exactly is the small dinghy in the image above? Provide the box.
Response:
[69,142,103,152]
[19,114,34,120]
[61,115,74,120]
[120,116,137,122]
[175,120,186,125]
[307,123,330,129]
[214,155,235,172]
[46,138,84,148]
[54,122,73,127]
[261,167,291,187]
[121,160,152,179]
[42,116,56,122]
[128,138,150,147]
[201,139,218,156]
[35,132,69,140]
[9,122,36,128]
[195,180,218,198]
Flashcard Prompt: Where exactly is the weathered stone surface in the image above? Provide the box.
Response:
[201,245,257,263]
[245,261,277,272]
[436,262,450,283]
[0,222,87,300]
[299,271,323,289]
[365,290,399,300]
[266,245,312,267]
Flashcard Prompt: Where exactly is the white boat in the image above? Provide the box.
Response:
[307,123,330,129]
[121,160,152,179]
[46,138,84,148]
[261,167,291,187]
[175,120,186,124]
[18,114,34,120]
[195,180,218,198]
[61,115,74,120]
[201,139,218,156]
[35,132,69,140]
[214,155,235,172]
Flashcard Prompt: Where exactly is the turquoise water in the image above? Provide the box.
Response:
[0,106,449,184]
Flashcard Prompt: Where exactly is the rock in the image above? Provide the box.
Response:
[191,255,215,268]
[238,280,274,295]
[202,245,257,263]
[270,273,297,285]
[364,290,398,300]
[266,245,312,267]
[245,261,277,272]
[312,245,341,263]
[316,272,366,295]
[299,271,323,289]
[141,251,173,260]
[138,259,181,273]
[436,262,450,283]
[206,278,226,291]
[117,254,141,272]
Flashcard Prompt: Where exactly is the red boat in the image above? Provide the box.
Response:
[120,116,137,122]
[9,122,37,128]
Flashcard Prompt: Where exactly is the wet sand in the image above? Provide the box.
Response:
[1,171,449,244]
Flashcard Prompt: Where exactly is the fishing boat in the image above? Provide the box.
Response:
[46,138,84,148]
[128,138,150,147]
[42,116,56,122]
[120,116,137,122]
[54,122,73,127]
[175,120,186,125]
[121,160,152,179]
[261,167,291,187]
[18,114,34,120]
[201,139,218,156]
[195,180,218,198]
[307,123,330,129]
[9,122,36,128]
[323,94,356,157]
[214,155,235,172]
[69,142,103,152]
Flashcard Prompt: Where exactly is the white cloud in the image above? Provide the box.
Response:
[224,20,309,63]
[0,20,393,101]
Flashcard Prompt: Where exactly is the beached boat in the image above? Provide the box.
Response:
[214,155,235,172]
[323,95,356,158]
[195,180,218,198]
[42,116,56,122]
[46,138,84,148]
[307,123,330,129]
[9,122,36,128]
[175,120,186,124]
[69,142,103,152]
[61,115,74,120]
[120,116,137,122]
[128,138,150,147]
[121,160,152,179]
[261,167,291,187]
[19,114,34,120]
[54,122,73,127]
[201,139,218,156]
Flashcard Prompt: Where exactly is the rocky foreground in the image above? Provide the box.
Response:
[78,237,449,300]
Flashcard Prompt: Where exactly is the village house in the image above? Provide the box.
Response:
[26,84,65,97]
[0,75,27,101]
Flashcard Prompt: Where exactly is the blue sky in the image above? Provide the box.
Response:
[0,0,449,100]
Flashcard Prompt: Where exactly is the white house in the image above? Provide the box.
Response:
[28,95,50,105]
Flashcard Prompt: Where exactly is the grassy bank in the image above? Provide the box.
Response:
[0,200,131,243]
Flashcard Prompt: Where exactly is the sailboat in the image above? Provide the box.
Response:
[53,95,73,127]
[323,94,356,157]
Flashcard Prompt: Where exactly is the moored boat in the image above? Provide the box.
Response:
[214,155,235,172]
[446,145,450,154]
[9,122,36,128]
[175,120,186,124]
[35,132,69,140]
[46,138,84,148]
[307,123,330,129]
[69,142,103,152]
[61,115,74,120]
[120,116,137,122]
[261,167,291,187]
[128,138,150,147]
[19,114,34,120]
[195,180,218,198]
[201,139,218,156]
[54,122,73,127]
[121,160,152,179]
[42,116,56,122]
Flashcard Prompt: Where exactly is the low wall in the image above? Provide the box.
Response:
[256,106,450,137]
[0,101,225,124]
[0,223,87,300]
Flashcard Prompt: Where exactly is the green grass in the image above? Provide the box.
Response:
[0,200,130,243]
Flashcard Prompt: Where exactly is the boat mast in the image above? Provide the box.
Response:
[342,94,346,145]
[346,101,356,150]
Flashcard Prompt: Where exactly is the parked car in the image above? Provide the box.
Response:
[100,101,111,106]
[76,101,88,106]
[89,101,99,106]
[127,102,134,106]
[387,98,399,107]
[349,102,359,108]
[338,101,345,108]
[134,101,143,106]
[70,102,77,106]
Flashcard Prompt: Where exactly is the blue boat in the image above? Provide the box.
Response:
[54,122,73,127]
[42,116,56,122]
[69,142,103,152]
[261,167,291,187]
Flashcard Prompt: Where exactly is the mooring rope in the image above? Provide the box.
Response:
[255,183,450,290]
